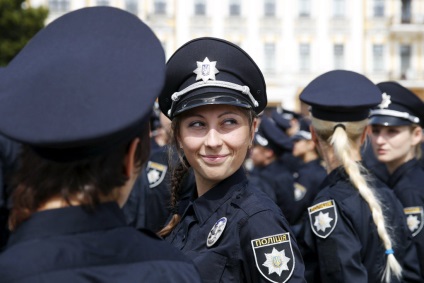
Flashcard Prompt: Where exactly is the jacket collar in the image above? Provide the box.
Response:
[8,202,126,247]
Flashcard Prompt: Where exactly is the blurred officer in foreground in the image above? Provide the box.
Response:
[290,118,326,237]
[300,70,421,282]
[0,7,201,283]
[157,37,306,282]
[369,81,424,280]
[0,133,20,248]
[249,117,296,222]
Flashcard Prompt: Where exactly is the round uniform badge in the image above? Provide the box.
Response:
[206,217,227,247]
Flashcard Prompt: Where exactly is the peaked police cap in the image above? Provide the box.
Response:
[159,37,267,119]
[0,7,165,162]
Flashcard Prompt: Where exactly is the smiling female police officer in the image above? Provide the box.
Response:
[157,37,305,283]
[300,70,421,282]
[0,7,201,283]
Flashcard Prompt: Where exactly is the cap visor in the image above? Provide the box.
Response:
[369,115,412,126]
[173,89,252,116]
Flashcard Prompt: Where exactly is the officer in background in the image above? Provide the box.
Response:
[271,108,304,174]
[290,118,327,237]
[249,117,297,223]
[300,70,421,282]
[369,81,424,280]
[0,7,201,282]
[123,106,195,233]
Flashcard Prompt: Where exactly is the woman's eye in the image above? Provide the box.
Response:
[388,129,399,134]
[223,118,237,125]
[188,121,204,128]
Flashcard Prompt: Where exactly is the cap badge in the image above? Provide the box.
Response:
[256,134,269,146]
[378,92,391,109]
[206,217,227,247]
[194,57,219,82]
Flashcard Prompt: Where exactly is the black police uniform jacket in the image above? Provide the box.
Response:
[0,202,202,283]
[387,158,424,280]
[166,168,306,283]
[302,166,422,283]
[248,159,297,225]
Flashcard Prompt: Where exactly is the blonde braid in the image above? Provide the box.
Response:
[313,118,402,282]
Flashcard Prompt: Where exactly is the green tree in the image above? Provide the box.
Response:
[0,0,48,66]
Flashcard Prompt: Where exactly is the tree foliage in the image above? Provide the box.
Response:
[0,0,48,66]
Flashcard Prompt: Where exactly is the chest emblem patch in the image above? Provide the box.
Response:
[251,233,295,283]
[294,182,307,201]
[206,217,227,247]
[404,206,423,237]
[308,199,338,238]
[146,161,167,188]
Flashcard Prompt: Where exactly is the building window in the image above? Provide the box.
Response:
[264,43,276,72]
[334,44,344,69]
[333,0,345,18]
[154,0,167,15]
[400,44,411,79]
[48,0,69,13]
[401,0,411,23]
[96,0,109,5]
[299,43,310,71]
[194,0,206,16]
[264,0,276,17]
[125,0,138,15]
[299,0,311,18]
[373,44,384,72]
[373,0,384,17]
[229,0,241,16]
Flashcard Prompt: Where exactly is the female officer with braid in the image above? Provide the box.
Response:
[158,37,305,283]
[300,70,421,282]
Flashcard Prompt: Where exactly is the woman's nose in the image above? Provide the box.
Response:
[205,128,223,147]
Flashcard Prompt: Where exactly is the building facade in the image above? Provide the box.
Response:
[27,0,424,112]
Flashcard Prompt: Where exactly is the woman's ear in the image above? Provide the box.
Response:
[123,137,141,178]
[411,126,423,146]
[250,118,258,143]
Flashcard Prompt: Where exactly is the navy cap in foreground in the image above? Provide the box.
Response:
[299,70,382,122]
[0,7,165,161]
[254,117,293,155]
[369,82,424,127]
[159,37,267,119]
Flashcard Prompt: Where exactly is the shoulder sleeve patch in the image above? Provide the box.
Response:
[251,233,295,283]
[404,206,423,237]
[146,161,168,188]
[308,199,338,238]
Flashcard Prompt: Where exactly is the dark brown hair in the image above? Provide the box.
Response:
[9,123,150,230]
